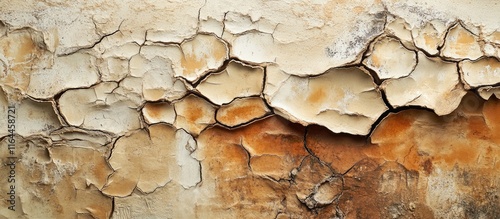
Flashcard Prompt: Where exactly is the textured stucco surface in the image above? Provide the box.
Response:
[0,0,499,218]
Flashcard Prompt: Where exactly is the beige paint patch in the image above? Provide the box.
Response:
[382,52,466,115]
[196,60,264,105]
[177,34,228,82]
[364,37,417,79]
[103,124,200,196]
[442,23,483,60]
[265,66,387,135]
[460,57,500,88]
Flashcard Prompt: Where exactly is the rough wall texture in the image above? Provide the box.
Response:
[0,0,499,218]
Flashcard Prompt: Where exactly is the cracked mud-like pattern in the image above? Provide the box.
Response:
[0,0,499,218]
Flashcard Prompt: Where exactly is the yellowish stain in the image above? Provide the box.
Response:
[370,52,382,67]
[180,35,227,80]
[423,34,438,48]
[456,30,475,44]
[455,30,476,56]
[353,6,365,14]
[180,52,207,78]
[144,88,165,100]
[307,87,327,104]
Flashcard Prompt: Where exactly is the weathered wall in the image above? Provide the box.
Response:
[0,0,499,218]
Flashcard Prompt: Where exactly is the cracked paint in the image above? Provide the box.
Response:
[363,36,417,80]
[196,60,264,105]
[216,97,271,127]
[460,57,500,88]
[103,124,200,197]
[1,0,500,218]
[382,51,466,115]
[265,66,387,135]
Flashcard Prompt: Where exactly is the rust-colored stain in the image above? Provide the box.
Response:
[102,175,138,196]
[91,157,113,189]
[240,116,307,157]
[192,97,500,217]
[143,102,165,119]
[423,158,433,174]
[491,31,500,42]
[185,105,203,122]
[0,30,45,91]
[480,57,500,69]
[371,110,413,140]
[218,103,263,124]
[467,57,500,77]
[440,142,479,167]
[483,97,500,132]
[1,31,39,64]
[307,125,369,173]
[467,116,490,139]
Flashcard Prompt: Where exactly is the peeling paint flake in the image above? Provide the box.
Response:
[103,124,200,197]
[364,37,417,79]
[265,66,387,135]
[58,82,141,135]
[382,52,466,115]
[176,34,228,82]
[196,60,264,105]
[460,57,500,88]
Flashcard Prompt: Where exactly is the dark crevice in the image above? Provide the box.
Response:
[361,63,382,85]
[190,57,258,87]
[215,112,273,130]
[237,138,253,172]
[109,197,115,219]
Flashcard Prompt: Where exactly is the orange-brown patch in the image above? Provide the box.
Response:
[144,103,165,119]
[306,125,368,173]
[186,105,203,122]
[467,116,491,139]
[242,116,307,157]
[483,97,500,132]
[220,104,260,124]
[307,87,327,104]
[440,143,479,167]
[490,31,500,42]
[91,158,113,189]
[371,111,414,141]
[422,158,433,174]
[15,34,37,62]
